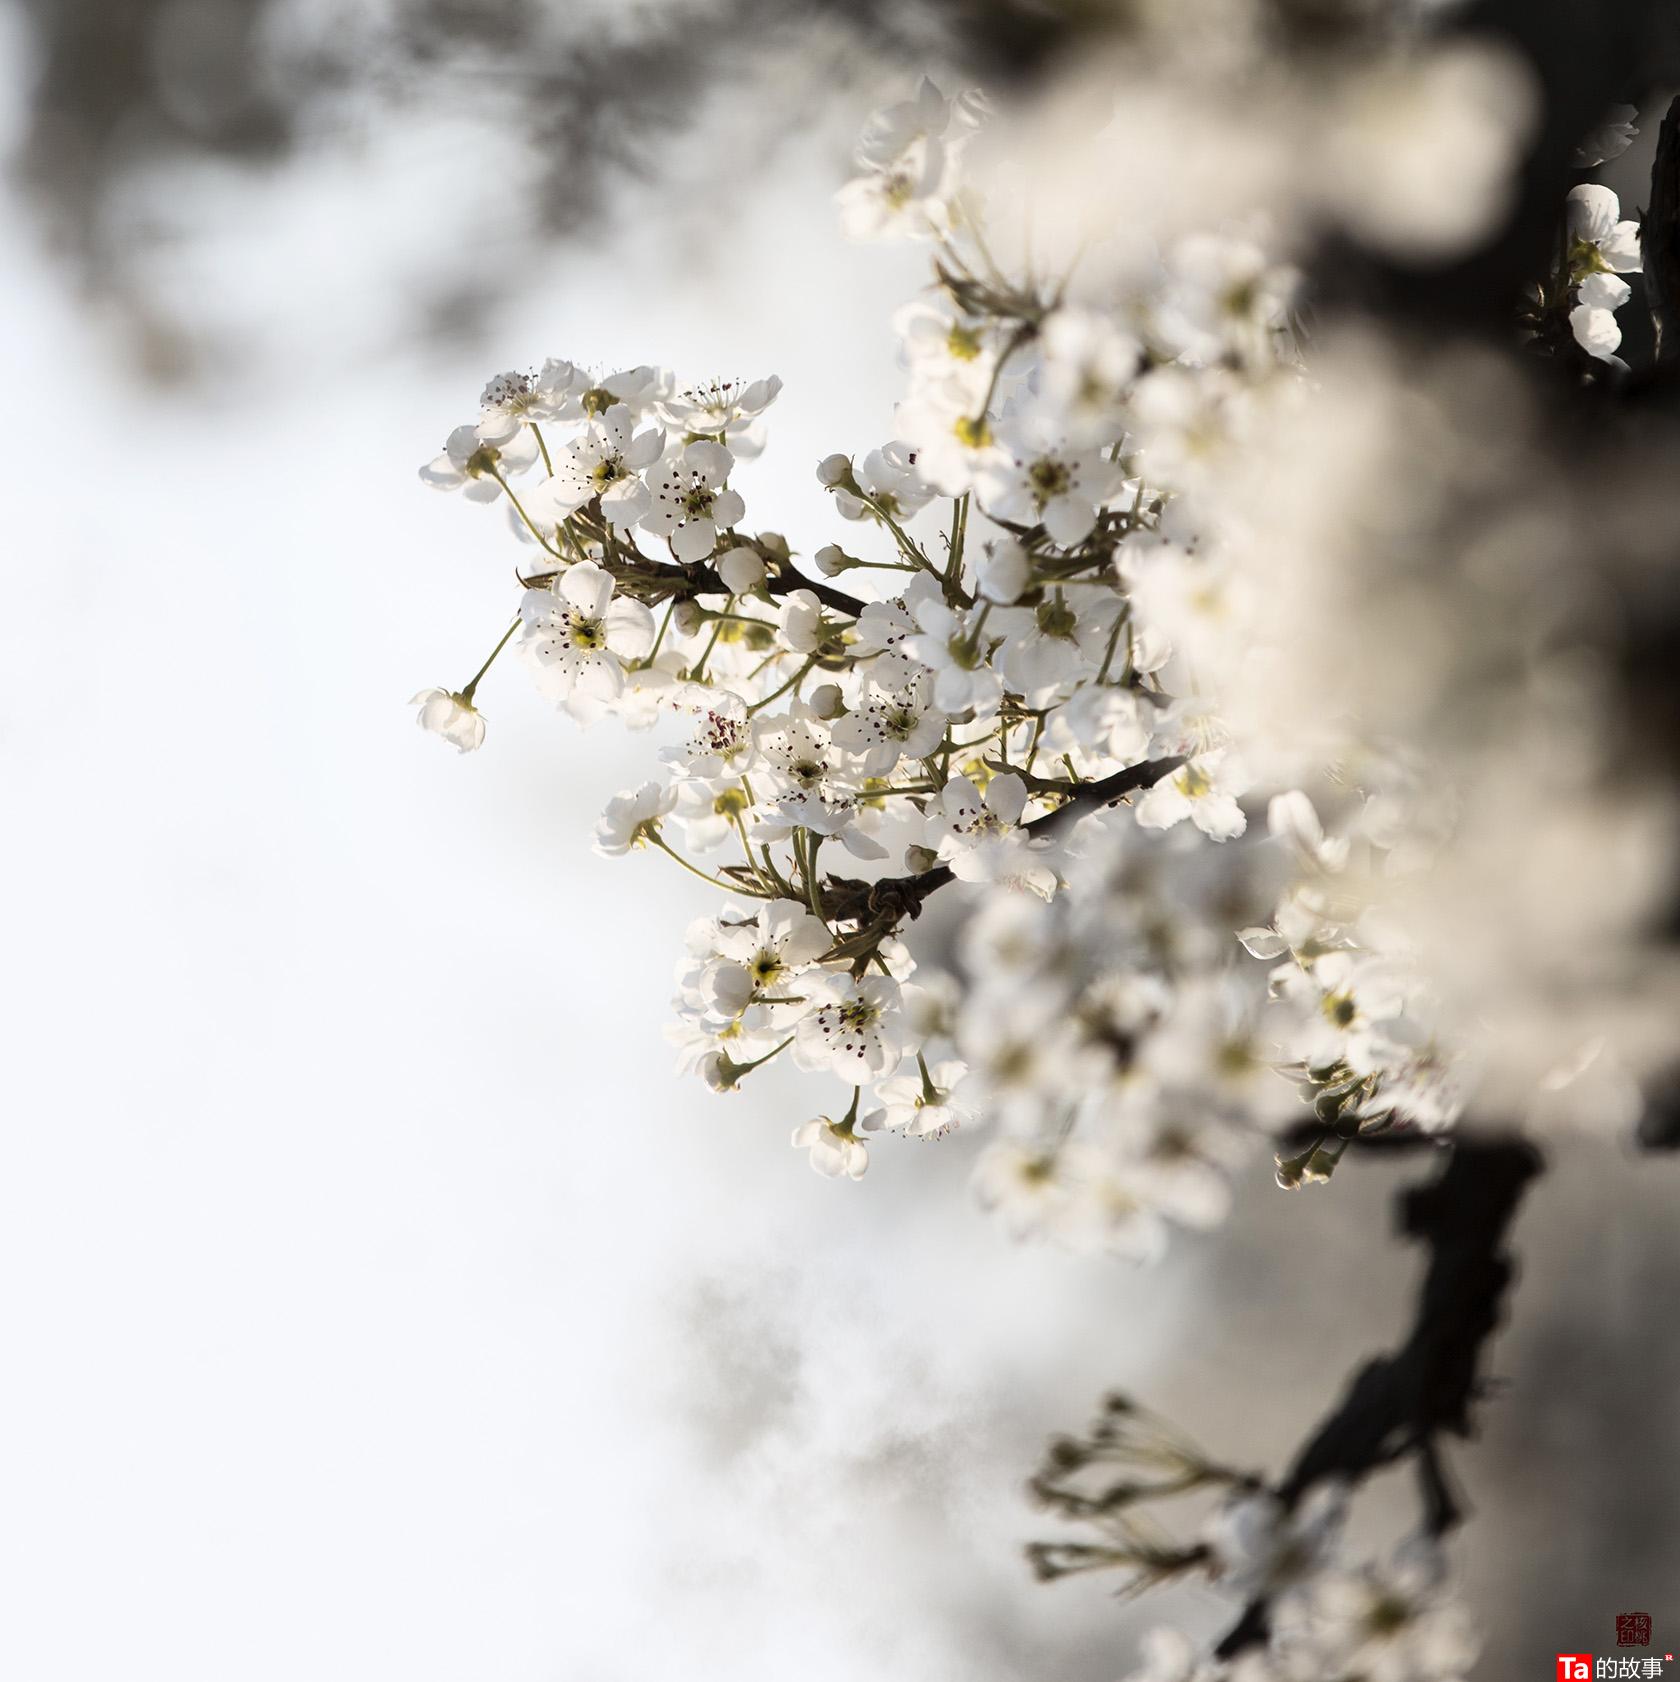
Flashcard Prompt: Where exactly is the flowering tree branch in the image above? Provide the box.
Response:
[1214,1138,1544,1658]
[817,753,1187,929]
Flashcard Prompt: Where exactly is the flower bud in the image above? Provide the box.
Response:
[814,543,852,576]
[718,546,767,593]
[905,845,940,875]
[700,1051,741,1093]
[810,682,845,719]
[672,600,704,637]
[816,453,855,489]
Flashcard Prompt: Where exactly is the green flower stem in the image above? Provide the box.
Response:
[803,833,825,921]
[745,656,816,716]
[459,617,521,703]
[729,1034,795,1080]
[489,468,562,558]
[649,833,752,894]
[530,424,554,476]
[946,492,970,586]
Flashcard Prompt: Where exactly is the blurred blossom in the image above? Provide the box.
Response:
[1220,332,1680,1132]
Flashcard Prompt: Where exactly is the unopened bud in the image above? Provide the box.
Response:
[701,1051,742,1093]
[810,682,845,719]
[672,600,704,637]
[814,544,852,577]
[905,845,939,875]
[718,546,766,593]
[816,453,855,489]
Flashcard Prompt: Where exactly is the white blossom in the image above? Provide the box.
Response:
[520,562,656,704]
[409,688,485,753]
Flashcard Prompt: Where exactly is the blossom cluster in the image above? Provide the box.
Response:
[410,70,1674,1247]
[1030,1396,1479,1682]
[409,78,1319,1236]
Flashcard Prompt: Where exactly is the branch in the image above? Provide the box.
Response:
[695,561,866,618]
[1214,1138,1544,1658]
[818,753,1186,926]
[1648,93,1680,368]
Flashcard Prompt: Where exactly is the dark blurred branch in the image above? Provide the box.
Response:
[1214,1138,1543,1658]
[1647,94,1680,367]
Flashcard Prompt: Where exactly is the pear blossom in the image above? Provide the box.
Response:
[1135,752,1250,841]
[1203,1484,1347,1600]
[895,391,1009,495]
[973,537,1031,604]
[476,361,579,443]
[530,403,664,529]
[895,297,1008,400]
[901,596,1003,717]
[670,779,751,854]
[996,593,1122,699]
[1269,1538,1478,1682]
[520,561,656,703]
[837,77,969,242]
[658,375,782,458]
[790,1113,872,1179]
[829,676,947,776]
[713,899,832,1003]
[793,973,909,1084]
[1566,183,1642,278]
[1151,233,1297,369]
[1030,308,1140,446]
[419,422,539,503]
[927,772,1060,897]
[872,1058,975,1138]
[1573,104,1638,168]
[1565,184,1642,363]
[1269,950,1408,1072]
[716,545,766,593]
[643,440,745,563]
[776,589,827,655]
[978,426,1125,547]
[832,439,939,524]
[593,780,678,856]
[971,1141,1079,1239]
[664,694,758,783]
[409,688,485,753]
[554,364,670,423]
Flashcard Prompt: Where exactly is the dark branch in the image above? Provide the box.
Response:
[819,753,1187,926]
[1647,94,1680,367]
[1214,1138,1544,1658]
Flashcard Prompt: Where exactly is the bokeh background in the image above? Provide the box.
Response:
[2,4,1678,1678]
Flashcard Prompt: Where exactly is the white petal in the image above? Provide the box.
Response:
[671,519,717,563]
[561,560,615,618]
[1579,271,1631,311]
[1041,494,1097,547]
[1566,183,1619,245]
[683,440,733,483]
[1601,220,1643,273]
[1570,303,1622,360]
